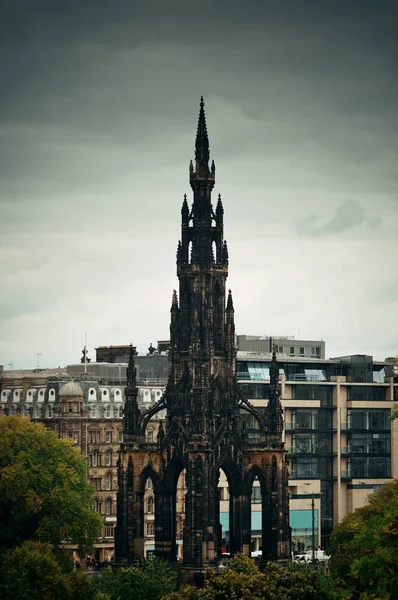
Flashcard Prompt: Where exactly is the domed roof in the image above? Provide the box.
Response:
[59,381,84,397]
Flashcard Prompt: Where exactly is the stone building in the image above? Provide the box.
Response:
[115,98,291,568]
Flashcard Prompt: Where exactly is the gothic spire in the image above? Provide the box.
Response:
[124,344,141,436]
[171,289,179,310]
[270,346,279,390]
[127,344,137,389]
[195,96,210,169]
[226,289,234,312]
[268,346,283,434]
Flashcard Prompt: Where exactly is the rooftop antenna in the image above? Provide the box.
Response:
[35,353,41,368]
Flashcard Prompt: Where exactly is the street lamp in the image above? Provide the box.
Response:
[304,484,316,563]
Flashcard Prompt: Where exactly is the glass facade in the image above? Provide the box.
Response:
[347,409,390,430]
[347,386,387,401]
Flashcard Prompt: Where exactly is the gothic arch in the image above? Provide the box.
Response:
[139,464,160,495]
[163,455,187,494]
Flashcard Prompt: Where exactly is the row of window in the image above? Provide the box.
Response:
[90,405,124,418]
[90,450,114,468]
[92,498,114,515]
[88,431,122,444]
[1,405,54,418]
[290,456,391,479]
[90,472,113,490]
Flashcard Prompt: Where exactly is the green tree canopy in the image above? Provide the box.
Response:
[164,554,335,600]
[0,540,70,600]
[0,415,102,555]
[92,557,177,600]
[328,479,398,599]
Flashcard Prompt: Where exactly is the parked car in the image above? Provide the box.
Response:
[293,550,330,564]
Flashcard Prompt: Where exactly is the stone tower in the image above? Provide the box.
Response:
[115,98,291,567]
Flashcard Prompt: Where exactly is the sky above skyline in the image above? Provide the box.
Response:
[1,0,397,369]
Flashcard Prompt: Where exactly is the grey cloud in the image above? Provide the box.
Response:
[295,200,382,237]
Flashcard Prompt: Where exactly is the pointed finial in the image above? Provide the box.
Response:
[127,343,137,388]
[270,345,279,389]
[216,193,223,215]
[195,96,209,168]
[171,289,179,309]
[226,289,234,311]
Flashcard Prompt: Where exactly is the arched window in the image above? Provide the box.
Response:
[106,472,112,491]
[117,405,123,418]
[35,406,41,418]
[90,405,97,418]
[105,498,112,515]
[92,450,98,467]
[147,496,154,514]
[106,449,112,467]
[92,498,98,512]
[147,429,154,442]
[105,405,112,418]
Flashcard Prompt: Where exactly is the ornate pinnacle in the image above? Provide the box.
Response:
[226,289,234,311]
[270,346,279,391]
[127,343,137,389]
[171,289,179,310]
[195,96,210,168]
[216,193,224,216]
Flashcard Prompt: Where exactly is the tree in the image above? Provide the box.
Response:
[0,541,70,600]
[0,416,102,556]
[328,479,398,599]
[164,554,336,600]
[390,403,398,421]
[92,557,177,600]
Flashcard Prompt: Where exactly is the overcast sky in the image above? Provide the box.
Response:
[0,0,397,369]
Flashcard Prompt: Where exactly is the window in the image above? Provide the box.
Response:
[106,431,112,443]
[106,472,112,491]
[90,406,97,418]
[300,347,305,355]
[347,386,386,401]
[92,450,99,467]
[118,431,124,442]
[47,405,54,418]
[278,346,283,353]
[117,405,123,418]
[89,431,100,443]
[251,487,261,503]
[105,498,112,515]
[293,385,333,403]
[146,478,153,490]
[290,347,295,355]
[105,405,112,418]
[147,496,154,514]
[106,449,112,467]
[347,409,390,431]
[348,433,390,454]
[105,526,114,538]
[68,431,79,443]
[92,499,99,512]
[292,409,318,430]
[291,458,319,478]
[91,477,102,491]
[348,457,391,478]
[147,429,154,443]
[146,523,155,537]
